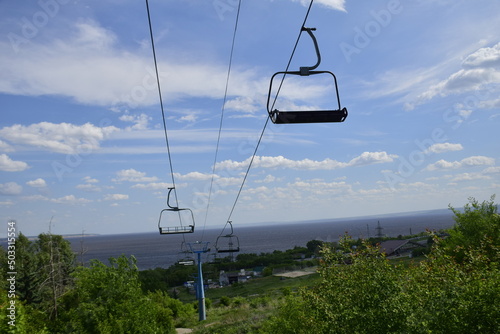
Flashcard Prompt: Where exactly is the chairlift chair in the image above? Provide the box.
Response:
[215,221,240,254]
[267,27,348,124]
[158,187,195,234]
[176,241,195,266]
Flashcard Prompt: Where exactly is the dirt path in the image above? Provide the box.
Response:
[273,267,317,278]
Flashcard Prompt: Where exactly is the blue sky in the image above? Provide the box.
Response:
[1,0,499,236]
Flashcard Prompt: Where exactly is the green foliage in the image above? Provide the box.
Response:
[306,239,324,255]
[219,295,231,307]
[445,195,500,262]
[0,233,75,323]
[58,255,175,333]
[264,197,500,333]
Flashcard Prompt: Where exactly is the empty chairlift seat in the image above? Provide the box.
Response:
[215,221,240,254]
[158,187,195,235]
[267,27,348,124]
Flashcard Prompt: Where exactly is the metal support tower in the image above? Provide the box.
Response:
[187,242,210,321]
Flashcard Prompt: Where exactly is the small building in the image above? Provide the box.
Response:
[378,239,425,257]
[219,269,249,286]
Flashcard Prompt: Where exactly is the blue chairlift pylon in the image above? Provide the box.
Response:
[267,27,348,124]
[158,187,195,234]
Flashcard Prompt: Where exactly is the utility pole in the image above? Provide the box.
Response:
[375,220,384,238]
[188,242,210,321]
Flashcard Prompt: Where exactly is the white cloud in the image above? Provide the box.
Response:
[0,140,14,152]
[76,184,102,192]
[104,194,129,201]
[0,20,269,108]
[174,172,214,181]
[425,155,495,171]
[120,113,152,130]
[291,0,346,11]
[451,172,491,182]
[0,182,23,195]
[425,142,463,154]
[131,182,172,190]
[113,169,159,183]
[483,166,500,174]
[0,154,29,172]
[177,114,198,123]
[347,152,397,167]
[215,152,397,171]
[408,43,500,108]
[50,195,91,204]
[83,176,99,183]
[0,122,118,154]
[26,178,47,188]
[462,42,500,68]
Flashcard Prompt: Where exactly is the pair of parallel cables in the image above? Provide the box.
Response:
[145,0,315,243]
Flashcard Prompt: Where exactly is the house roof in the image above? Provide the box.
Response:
[378,239,424,255]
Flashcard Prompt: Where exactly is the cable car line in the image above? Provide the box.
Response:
[145,0,194,236]
[200,0,243,243]
[223,0,315,226]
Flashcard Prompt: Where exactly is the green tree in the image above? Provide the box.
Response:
[264,197,500,333]
[33,233,75,320]
[59,255,175,333]
[445,195,500,262]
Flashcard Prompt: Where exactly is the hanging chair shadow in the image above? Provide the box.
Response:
[267,27,348,124]
[215,221,240,254]
[158,187,195,234]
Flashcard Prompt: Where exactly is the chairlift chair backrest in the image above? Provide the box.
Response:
[267,27,348,124]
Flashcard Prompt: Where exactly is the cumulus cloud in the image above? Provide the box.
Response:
[0,140,14,152]
[113,169,159,183]
[76,184,102,192]
[0,154,29,172]
[0,182,23,195]
[51,195,91,204]
[215,152,397,171]
[131,182,172,190]
[0,122,118,154]
[292,0,346,11]
[451,172,491,182]
[483,166,500,174]
[462,42,500,68]
[174,172,214,181]
[407,42,500,109]
[26,178,47,188]
[425,155,495,171]
[0,20,268,108]
[119,113,152,130]
[425,142,463,154]
[104,194,129,201]
[83,176,99,183]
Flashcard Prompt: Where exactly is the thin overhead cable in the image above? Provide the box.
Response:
[224,0,315,225]
[201,0,243,242]
[145,0,179,208]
